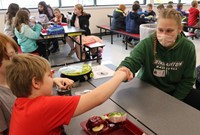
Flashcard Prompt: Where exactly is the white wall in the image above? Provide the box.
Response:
[0,4,191,34]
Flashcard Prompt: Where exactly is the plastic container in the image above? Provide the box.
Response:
[140,24,157,41]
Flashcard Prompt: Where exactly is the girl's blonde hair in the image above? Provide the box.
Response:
[158,8,182,29]
[75,4,84,13]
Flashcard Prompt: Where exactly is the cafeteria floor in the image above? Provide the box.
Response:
[49,35,200,69]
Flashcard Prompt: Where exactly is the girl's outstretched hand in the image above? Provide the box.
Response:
[117,66,134,81]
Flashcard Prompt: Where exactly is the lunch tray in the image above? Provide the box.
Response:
[80,118,147,135]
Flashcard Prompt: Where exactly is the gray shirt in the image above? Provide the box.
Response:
[4,14,15,38]
[0,86,16,135]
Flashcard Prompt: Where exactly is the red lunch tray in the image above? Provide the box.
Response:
[80,118,148,135]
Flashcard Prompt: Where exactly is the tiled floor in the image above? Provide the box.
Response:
[49,34,200,70]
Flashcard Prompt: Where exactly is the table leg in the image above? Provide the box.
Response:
[79,35,82,61]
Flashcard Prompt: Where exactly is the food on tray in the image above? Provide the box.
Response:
[107,112,127,123]
[86,116,108,132]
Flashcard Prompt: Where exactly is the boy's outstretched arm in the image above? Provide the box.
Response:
[73,70,128,117]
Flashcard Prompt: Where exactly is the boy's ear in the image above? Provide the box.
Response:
[32,77,40,90]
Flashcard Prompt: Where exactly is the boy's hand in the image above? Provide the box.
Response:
[117,66,134,81]
[53,78,74,90]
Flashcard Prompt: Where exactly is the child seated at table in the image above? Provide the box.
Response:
[49,8,67,53]
[188,1,200,28]
[176,3,187,17]
[52,8,67,24]
[111,4,126,31]
[126,4,146,46]
[188,1,200,37]
[6,54,128,135]
[133,0,143,14]
[144,3,156,22]
[14,9,47,58]
[126,4,146,34]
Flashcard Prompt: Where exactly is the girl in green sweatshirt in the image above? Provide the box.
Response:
[118,8,200,110]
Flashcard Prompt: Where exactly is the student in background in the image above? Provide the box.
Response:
[117,8,200,110]
[38,2,59,53]
[4,3,19,43]
[52,8,67,23]
[176,3,186,16]
[144,3,156,22]
[166,4,173,9]
[111,4,126,31]
[49,8,67,53]
[188,0,200,28]
[133,0,143,13]
[156,4,165,19]
[126,4,146,34]
[125,4,146,46]
[7,54,128,135]
[14,9,47,58]
[38,1,54,22]
[66,4,91,58]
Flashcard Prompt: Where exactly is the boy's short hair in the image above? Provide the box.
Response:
[167,4,173,9]
[134,0,140,5]
[177,3,183,9]
[157,4,165,9]
[6,54,51,97]
[0,32,18,65]
[147,3,153,8]
[118,4,126,11]
[54,8,60,13]
[168,1,173,4]
[191,0,198,7]
[132,4,140,12]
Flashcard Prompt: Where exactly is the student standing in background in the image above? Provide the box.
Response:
[4,3,19,43]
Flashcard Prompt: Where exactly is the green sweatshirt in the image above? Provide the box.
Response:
[119,33,196,100]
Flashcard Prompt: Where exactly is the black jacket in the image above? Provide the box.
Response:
[71,13,91,35]
[111,9,126,30]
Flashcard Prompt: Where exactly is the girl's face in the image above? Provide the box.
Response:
[74,7,82,16]
[156,18,182,48]
[54,10,61,18]
[38,5,44,12]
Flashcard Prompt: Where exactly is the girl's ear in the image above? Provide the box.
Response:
[32,77,40,90]
[179,24,183,33]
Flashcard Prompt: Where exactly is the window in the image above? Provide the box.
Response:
[0,0,59,9]
[154,0,179,4]
[96,0,145,5]
[61,0,94,7]
[0,0,148,9]
[180,0,193,4]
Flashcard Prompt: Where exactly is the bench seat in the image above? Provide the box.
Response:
[97,25,140,50]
